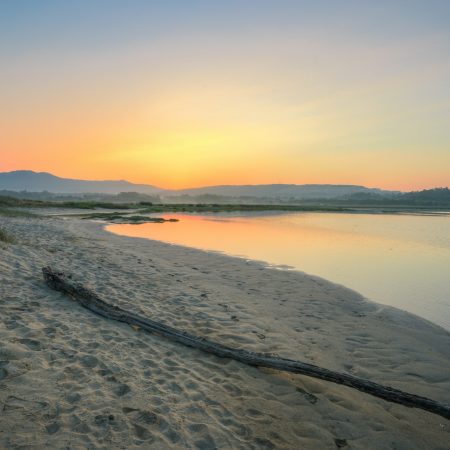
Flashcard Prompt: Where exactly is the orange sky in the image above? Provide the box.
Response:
[1,1,449,190]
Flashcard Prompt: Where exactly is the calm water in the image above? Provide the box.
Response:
[108,212,450,330]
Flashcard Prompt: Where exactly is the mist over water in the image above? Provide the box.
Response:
[108,212,450,331]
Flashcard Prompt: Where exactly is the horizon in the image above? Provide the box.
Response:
[2,169,450,193]
[2,1,450,190]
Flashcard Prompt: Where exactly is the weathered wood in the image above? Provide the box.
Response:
[42,266,450,420]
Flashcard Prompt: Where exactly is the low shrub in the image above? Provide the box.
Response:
[0,228,15,243]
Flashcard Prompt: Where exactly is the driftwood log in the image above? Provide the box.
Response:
[42,266,450,420]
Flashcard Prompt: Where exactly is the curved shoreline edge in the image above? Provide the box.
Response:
[104,221,449,334]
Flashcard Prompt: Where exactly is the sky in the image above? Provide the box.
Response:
[1,0,449,190]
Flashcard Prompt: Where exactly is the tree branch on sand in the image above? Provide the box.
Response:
[42,266,450,420]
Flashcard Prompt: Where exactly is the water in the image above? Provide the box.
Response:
[107,212,450,330]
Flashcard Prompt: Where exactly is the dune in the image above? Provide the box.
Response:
[0,213,449,449]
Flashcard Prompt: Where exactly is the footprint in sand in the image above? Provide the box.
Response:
[114,383,131,397]
[121,408,157,441]
[45,422,60,435]
[18,338,42,351]
[132,423,154,441]
[253,437,275,450]
[69,414,91,433]
[94,413,115,428]
[3,395,49,412]
[79,354,99,368]
[0,367,8,380]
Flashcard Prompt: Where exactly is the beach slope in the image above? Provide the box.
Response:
[0,215,449,449]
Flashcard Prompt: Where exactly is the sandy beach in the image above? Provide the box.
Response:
[0,213,449,449]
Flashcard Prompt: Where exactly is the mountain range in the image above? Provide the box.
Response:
[0,170,396,200]
[0,170,160,195]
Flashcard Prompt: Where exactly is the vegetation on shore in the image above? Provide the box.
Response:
[0,207,39,218]
[0,227,15,243]
[0,195,135,210]
[1,188,449,219]
[140,204,351,213]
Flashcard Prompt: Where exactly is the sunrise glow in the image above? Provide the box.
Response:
[2,1,449,190]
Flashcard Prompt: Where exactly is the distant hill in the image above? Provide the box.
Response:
[1,171,448,206]
[0,171,161,195]
[165,184,396,199]
[400,187,450,205]
[0,170,396,199]
[325,188,450,206]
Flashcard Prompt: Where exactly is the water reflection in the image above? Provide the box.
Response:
[108,212,450,330]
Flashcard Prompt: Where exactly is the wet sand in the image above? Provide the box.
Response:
[0,214,449,449]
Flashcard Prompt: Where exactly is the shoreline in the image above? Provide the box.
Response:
[105,222,428,324]
[0,214,449,449]
[105,212,450,332]
[103,220,450,341]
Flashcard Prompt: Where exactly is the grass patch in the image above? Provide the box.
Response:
[0,195,137,210]
[1,194,448,215]
[140,203,351,214]
[0,208,39,218]
[56,201,135,210]
[0,228,15,243]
